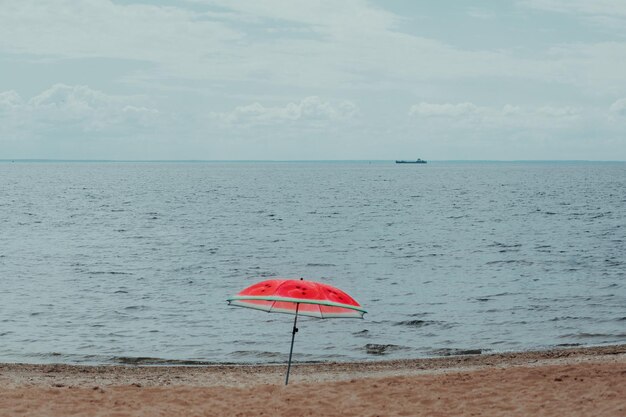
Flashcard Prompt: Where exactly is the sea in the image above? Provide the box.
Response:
[1,161,625,365]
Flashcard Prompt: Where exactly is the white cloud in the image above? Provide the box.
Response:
[211,96,358,126]
[402,100,626,160]
[542,42,626,94]
[409,102,582,129]
[409,102,479,117]
[610,98,626,116]
[2,1,626,160]
[467,8,496,19]
[536,106,580,117]
[0,0,242,80]
[0,91,23,109]
[520,0,626,31]
[197,0,399,34]
[520,0,626,17]
[0,84,160,138]
[4,0,626,94]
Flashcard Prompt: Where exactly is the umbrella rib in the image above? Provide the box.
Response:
[228,296,367,313]
[270,281,288,315]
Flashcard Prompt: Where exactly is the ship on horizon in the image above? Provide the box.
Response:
[395,158,427,164]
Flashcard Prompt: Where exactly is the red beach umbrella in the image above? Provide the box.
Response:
[227,278,366,384]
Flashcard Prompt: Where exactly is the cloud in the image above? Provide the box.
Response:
[0,84,160,138]
[610,98,626,116]
[520,0,626,31]
[409,102,480,117]
[520,0,626,17]
[210,96,358,126]
[2,2,626,160]
[4,0,626,95]
[198,0,399,32]
[408,102,582,129]
[402,100,626,160]
[466,8,496,19]
[0,91,23,109]
[0,0,242,81]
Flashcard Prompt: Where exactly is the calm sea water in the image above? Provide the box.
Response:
[1,161,625,365]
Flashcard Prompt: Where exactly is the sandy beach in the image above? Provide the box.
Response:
[1,345,625,416]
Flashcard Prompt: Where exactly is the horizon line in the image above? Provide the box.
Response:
[1,159,625,163]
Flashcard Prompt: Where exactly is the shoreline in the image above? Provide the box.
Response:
[2,344,625,416]
[2,344,624,388]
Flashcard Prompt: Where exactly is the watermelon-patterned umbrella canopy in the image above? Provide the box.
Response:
[227,278,366,319]
[227,278,366,385]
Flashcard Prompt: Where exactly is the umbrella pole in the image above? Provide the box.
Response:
[285,303,300,385]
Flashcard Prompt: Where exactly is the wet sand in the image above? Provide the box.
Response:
[1,345,625,416]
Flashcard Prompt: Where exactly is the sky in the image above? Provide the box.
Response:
[1,0,626,160]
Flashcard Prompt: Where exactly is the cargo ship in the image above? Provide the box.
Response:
[395,159,427,164]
